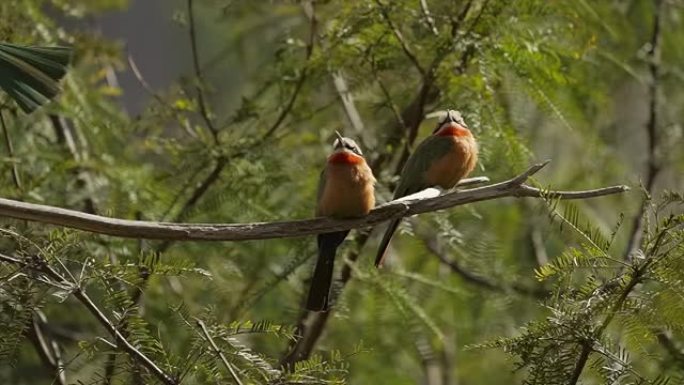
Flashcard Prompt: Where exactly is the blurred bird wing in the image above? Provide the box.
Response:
[0,44,71,78]
[394,136,454,198]
[0,43,73,113]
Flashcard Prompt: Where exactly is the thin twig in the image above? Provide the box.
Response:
[260,2,316,141]
[81,284,178,383]
[174,157,228,222]
[0,109,22,189]
[49,115,98,214]
[374,0,426,77]
[450,0,474,39]
[530,226,549,266]
[0,253,177,385]
[187,0,219,143]
[127,55,160,99]
[127,55,197,138]
[159,158,212,221]
[391,80,439,175]
[419,0,439,36]
[195,319,244,385]
[156,156,227,251]
[367,53,406,135]
[0,163,628,241]
[645,2,662,192]
[280,235,374,368]
[624,0,664,261]
[28,310,67,385]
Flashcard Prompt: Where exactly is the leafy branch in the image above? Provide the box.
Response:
[568,1,667,382]
[0,252,178,385]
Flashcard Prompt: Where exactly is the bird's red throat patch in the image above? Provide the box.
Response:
[436,123,471,138]
[328,151,364,165]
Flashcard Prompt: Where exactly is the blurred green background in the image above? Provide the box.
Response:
[0,1,682,384]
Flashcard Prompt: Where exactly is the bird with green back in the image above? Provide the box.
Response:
[375,110,478,267]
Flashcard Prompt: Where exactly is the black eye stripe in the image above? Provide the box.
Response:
[334,138,362,155]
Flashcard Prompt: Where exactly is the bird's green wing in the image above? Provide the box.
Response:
[394,135,454,198]
[0,43,73,113]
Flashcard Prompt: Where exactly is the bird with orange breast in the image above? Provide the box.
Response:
[375,109,478,267]
[307,132,376,311]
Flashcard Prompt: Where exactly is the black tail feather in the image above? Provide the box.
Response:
[375,219,401,267]
[306,231,349,311]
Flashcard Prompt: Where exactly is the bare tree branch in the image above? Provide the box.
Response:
[0,162,628,242]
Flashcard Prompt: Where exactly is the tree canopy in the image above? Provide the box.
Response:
[0,1,682,384]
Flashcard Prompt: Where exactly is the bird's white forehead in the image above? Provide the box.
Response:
[441,109,462,121]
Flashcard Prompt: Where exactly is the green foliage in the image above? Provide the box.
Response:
[0,0,682,384]
[476,196,684,384]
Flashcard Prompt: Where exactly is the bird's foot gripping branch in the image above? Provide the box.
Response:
[0,160,629,242]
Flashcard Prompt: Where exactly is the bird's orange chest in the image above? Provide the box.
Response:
[318,162,375,218]
[425,136,478,189]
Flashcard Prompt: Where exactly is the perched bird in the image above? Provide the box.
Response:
[0,43,72,113]
[307,131,376,311]
[375,110,478,267]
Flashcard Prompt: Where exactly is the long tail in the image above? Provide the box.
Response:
[306,231,349,311]
[375,218,402,268]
